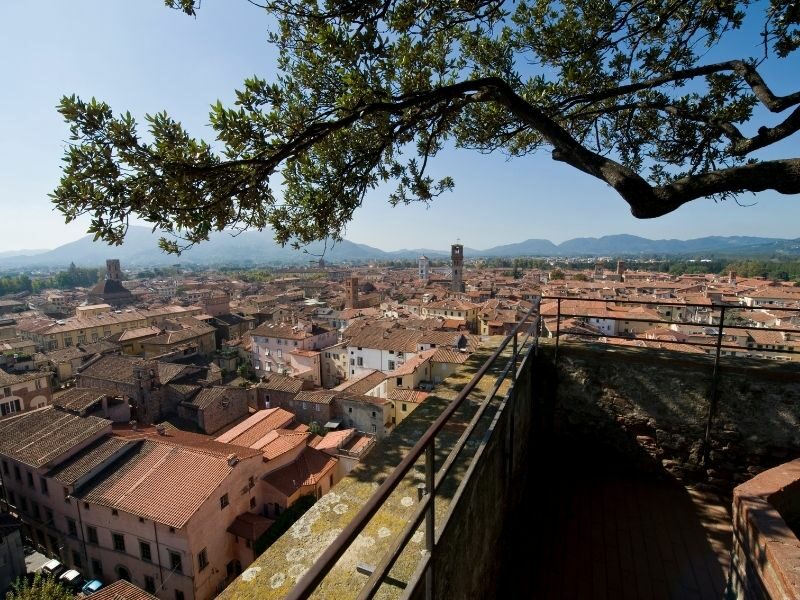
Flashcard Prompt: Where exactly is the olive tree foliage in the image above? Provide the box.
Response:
[5,574,73,600]
[52,0,800,253]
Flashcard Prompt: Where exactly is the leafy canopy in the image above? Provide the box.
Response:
[52,0,800,253]
[5,574,74,600]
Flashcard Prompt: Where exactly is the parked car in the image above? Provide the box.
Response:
[41,558,65,578]
[82,579,104,595]
[58,569,83,590]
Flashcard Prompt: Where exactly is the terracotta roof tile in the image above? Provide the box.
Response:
[262,446,338,497]
[0,407,110,468]
[48,436,133,485]
[86,580,159,600]
[215,408,296,447]
[77,438,243,528]
[227,512,274,541]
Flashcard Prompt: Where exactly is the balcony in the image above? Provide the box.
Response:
[219,298,800,599]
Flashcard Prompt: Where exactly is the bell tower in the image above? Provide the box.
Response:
[451,243,464,292]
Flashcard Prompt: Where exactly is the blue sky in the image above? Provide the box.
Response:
[1,0,798,253]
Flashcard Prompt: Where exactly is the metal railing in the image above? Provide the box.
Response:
[542,295,800,464]
[285,300,542,600]
[541,295,800,362]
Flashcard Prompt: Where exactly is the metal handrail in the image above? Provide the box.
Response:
[285,300,541,600]
[540,294,800,313]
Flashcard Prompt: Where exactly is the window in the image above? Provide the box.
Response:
[348,407,352,413]
[357,357,363,366]
[402,403,408,412]
[91,558,103,577]
[315,404,320,412]
[248,476,255,488]
[396,377,402,386]
[87,526,98,544]
[67,518,77,537]
[302,401,307,410]
[250,497,256,509]
[26,471,34,488]
[44,508,53,524]
[112,509,118,516]
[220,494,229,509]
[39,477,48,495]
[349,358,354,366]
[1,460,7,475]
[13,465,20,481]
[112,533,125,552]
[31,501,40,520]
[170,551,183,573]
[388,360,395,370]
[144,576,156,594]
[72,550,82,568]
[175,591,185,600]
[371,411,376,418]
[198,548,208,571]
[140,541,152,562]
[19,496,27,513]
[6,490,15,506]
[371,424,377,433]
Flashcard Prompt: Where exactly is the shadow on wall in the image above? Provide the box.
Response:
[547,342,800,491]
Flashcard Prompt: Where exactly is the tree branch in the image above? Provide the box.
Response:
[559,60,800,113]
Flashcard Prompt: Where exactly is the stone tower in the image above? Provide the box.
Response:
[106,259,122,281]
[418,255,429,281]
[616,260,626,277]
[451,244,464,292]
[346,276,359,309]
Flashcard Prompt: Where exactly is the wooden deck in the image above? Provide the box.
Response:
[499,474,732,599]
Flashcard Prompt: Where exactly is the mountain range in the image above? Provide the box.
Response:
[0,227,799,269]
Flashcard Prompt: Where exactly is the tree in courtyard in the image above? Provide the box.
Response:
[5,574,73,600]
[52,0,800,253]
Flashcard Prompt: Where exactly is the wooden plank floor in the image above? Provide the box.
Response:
[500,475,732,599]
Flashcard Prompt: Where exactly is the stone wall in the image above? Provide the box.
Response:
[550,343,800,490]
[729,459,800,599]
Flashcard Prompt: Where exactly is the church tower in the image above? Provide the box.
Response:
[418,255,429,281]
[451,244,464,292]
[106,259,122,281]
[346,276,359,309]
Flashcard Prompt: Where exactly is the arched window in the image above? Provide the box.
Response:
[117,565,131,581]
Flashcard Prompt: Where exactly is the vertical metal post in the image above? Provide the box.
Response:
[703,305,726,466]
[425,442,435,600]
[512,330,518,384]
[554,297,562,366]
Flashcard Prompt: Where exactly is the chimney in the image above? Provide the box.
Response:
[155,424,166,436]
[227,453,239,467]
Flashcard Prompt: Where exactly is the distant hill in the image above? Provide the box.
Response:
[553,234,800,256]
[0,227,397,269]
[0,249,48,258]
[0,227,798,269]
